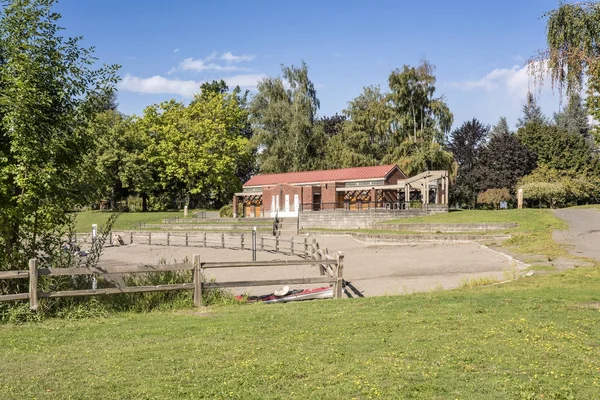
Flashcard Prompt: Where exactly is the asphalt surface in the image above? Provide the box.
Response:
[554,208,600,261]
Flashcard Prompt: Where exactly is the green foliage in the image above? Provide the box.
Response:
[490,116,511,137]
[517,92,546,128]
[474,131,536,195]
[326,61,456,176]
[477,188,512,209]
[0,0,119,270]
[518,166,600,208]
[447,119,489,207]
[538,2,600,140]
[250,62,320,173]
[553,92,590,138]
[219,204,233,218]
[517,122,598,173]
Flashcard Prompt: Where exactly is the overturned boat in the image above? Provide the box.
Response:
[236,285,333,304]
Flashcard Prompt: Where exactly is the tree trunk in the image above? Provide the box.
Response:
[142,193,148,212]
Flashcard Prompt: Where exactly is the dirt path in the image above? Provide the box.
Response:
[553,208,600,261]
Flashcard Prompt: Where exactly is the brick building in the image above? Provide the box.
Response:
[233,164,449,218]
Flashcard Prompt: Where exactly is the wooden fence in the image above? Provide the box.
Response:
[74,231,321,259]
[0,252,344,311]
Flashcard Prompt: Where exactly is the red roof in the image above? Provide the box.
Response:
[244,164,402,187]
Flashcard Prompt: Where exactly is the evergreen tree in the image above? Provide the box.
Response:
[553,93,589,137]
[491,116,511,137]
[517,92,546,128]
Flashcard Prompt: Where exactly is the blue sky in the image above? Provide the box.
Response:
[56,0,564,130]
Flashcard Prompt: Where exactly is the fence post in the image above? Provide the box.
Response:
[304,236,308,258]
[275,235,279,253]
[29,259,38,311]
[167,232,170,246]
[241,234,245,250]
[252,227,257,261]
[290,237,294,255]
[193,254,203,307]
[312,238,317,257]
[149,232,152,245]
[185,232,189,247]
[260,236,264,251]
[203,232,207,248]
[221,233,225,248]
[130,232,133,244]
[335,252,345,299]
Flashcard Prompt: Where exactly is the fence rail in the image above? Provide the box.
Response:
[74,231,318,259]
[0,252,344,310]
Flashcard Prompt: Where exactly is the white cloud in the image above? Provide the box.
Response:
[221,52,255,63]
[118,73,266,97]
[173,48,180,53]
[119,74,200,97]
[178,56,248,72]
[450,62,550,100]
[225,74,266,88]
[444,61,561,129]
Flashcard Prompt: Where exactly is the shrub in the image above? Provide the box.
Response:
[517,166,600,208]
[477,188,512,209]
[219,204,233,218]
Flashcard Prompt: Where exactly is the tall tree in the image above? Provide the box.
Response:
[517,92,546,128]
[532,2,600,141]
[0,0,118,268]
[517,123,598,174]
[491,116,511,137]
[473,132,536,194]
[553,92,589,137]
[446,119,489,207]
[384,60,455,175]
[250,62,320,173]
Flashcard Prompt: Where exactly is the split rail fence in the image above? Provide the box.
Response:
[75,231,324,259]
[0,251,344,311]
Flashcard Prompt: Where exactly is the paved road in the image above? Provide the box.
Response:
[554,208,600,261]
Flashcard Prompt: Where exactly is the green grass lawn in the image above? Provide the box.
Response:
[383,209,569,259]
[1,266,600,399]
[73,211,269,232]
[73,210,204,232]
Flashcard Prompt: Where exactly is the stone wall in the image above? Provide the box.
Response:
[373,222,517,232]
[298,206,448,230]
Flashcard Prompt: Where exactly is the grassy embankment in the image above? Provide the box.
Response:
[311,209,569,261]
[73,210,266,233]
[1,266,599,399]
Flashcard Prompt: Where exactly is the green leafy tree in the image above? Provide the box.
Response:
[446,119,489,207]
[384,60,455,174]
[477,188,512,209]
[473,131,536,195]
[517,123,598,173]
[325,85,387,169]
[138,91,253,209]
[532,2,600,142]
[250,62,320,173]
[0,0,118,268]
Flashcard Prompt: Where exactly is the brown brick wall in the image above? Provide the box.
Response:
[386,168,407,184]
[321,182,336,207]
[261,184,302,213]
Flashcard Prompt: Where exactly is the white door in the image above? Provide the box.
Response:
[294,194,299,213]
[276,195,280,212]
[285,195,290,212]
